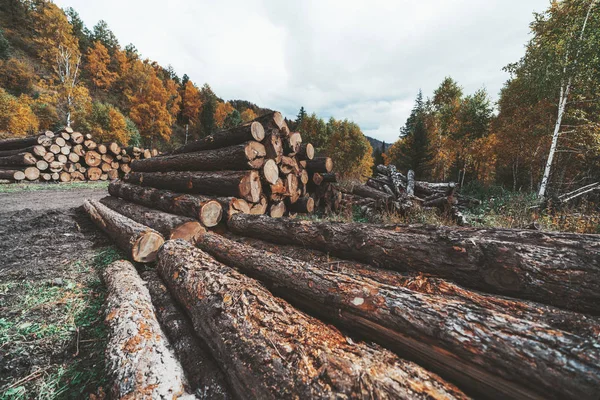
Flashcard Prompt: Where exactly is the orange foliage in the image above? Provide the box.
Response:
[86,41,117,91]
[0,58,36,96]
[241,108,257,123]
[181,80,202,126]
[214,102,235,128]
[32,2,79,67]
[0,89,39,136]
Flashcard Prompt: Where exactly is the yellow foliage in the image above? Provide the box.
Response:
[214,102,234,128]
[86,41,117,90]
[240,108,257,123]
[0,89,39,136]
[32,2,79,67]
[164,78,182,120]
[181,80,202,126]
[325,119,373,181]
[0,58,36,95]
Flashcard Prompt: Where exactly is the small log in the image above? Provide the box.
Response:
[83,199,164,262]
[143,149,152,158]
[36,160,49,171]
[109,142,121,155]
[51,172,59,180]
[68,152,79,163]
[266,178,287,202]
[296,143,314,160]
[59,171,71,182]
[352,184,394,203]
[101,153,114,163]
[84,139,97,150]
[107,169,119,180]
[70,131,83,144]
[49,161,63,172]
[85,151,101,167]
[131,142,266,172]
[49,144,61,154]
[110,161,119,169]
[279,156,300,175]
[97,144,107,155]
[313,172,338,185]
[63,126,73,134]
[284,132,302,154]
[305,157,333,173]
[0,136,38,151]
[60,131,70,141]
[101,162,112,172]
[269,201,286,218]
[86,167,102,181]
[85,133,92,140]
[43,152,55,163]
[157,240,467,400]
[57,154,68,164]
[72,144,85,156]
[124,171,262,203]
[41,173,51,181]
[228,215,600,315]
[71,171,85,181]
[0,152,37,166]
[108,181,223,228]
[407,170,415,196]
[171,121,265,155]
[23,167,39,180]
[38,136,53,147]
[64,163,75,173]
[140,270,232,398]
[100,196,205,243]
[286,196,314,213]
[103,260,192,399]
[54,137,66,147]
[120,163,131,173]
[0,145,44,158]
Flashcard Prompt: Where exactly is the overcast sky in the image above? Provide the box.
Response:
[55,0,549,142]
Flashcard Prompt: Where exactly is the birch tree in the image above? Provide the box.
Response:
[56,45,89,127]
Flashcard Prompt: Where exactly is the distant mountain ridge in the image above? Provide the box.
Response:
[365,136,392,154]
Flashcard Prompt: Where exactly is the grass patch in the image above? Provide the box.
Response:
[0,246,124,400]
[0,181,109,194]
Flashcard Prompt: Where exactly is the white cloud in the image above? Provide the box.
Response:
[54,0,548,142]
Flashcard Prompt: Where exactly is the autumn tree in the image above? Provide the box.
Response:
[326,118,373,181]
[180,80,202,143]
[298,112,328,151]
[78,101,130,144]
[240,108,257,123]
[31,2,79,67]
[86,41,117,92]
[64,7,92,52]
[0,28,10,59]
[0,89,39,136]
[214,101,235,129]
[0,58,35,96]
[92,20,119,53]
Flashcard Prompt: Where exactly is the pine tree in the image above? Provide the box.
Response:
[396,90,432,178]
[0,28,10,59]
[296,106,307,124]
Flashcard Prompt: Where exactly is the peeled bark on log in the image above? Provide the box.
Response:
[296,143,315,160]
[132,141,266,173]
[157,240,467,400]
[0,169,24,181]
[172,122,265,154]
[108,181,223,228]
[269,201,286,217]
[140,270,232,399]
[261,159,279,185]
[103,260,193,399]
[263,132,283,163]
[24,166,39,181]
[229,215,600,314]
[83,199,164,262]
[86,167,102,181]
[124,170,262,203]
[287,196,314,213]
[0,136,38,151]
[305,157,333,173]
[0,152,36,166]
[198,232,600,400]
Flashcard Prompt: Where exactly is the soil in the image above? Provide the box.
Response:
[0,186,113,397]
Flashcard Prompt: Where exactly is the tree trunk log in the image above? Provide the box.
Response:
[103,260,193,399]
[286,196,314,213]
[0,169,24,181]
[24,167,39,181]
[251,111,286,132]
[83,199,164,262]
[0,152,36,166]
[124,171,262,203]
[263,132,283,163]
[305,157,333,173]
[0,136,38,151]
[352,184,394,203]
[215,197,250,219]
[156,240,467,400]
[132,142,266,172]
[108,181,223,228]
[140,270,232,398]
[228,215,600,314]
[296,143,314,160]
[198,232,600,400]
[86,167,102,181]
[100,196,205,243]
[172,122,265,154]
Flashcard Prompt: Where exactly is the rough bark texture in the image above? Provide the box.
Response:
[199,232,600,400]
[172,122,265,154]
[251,111,285,132]
[0,136,38,151]
[296,143,314,160]
[305,157,333,173]
[103,260,193,399]
[287,196,314,213]
[83,199,164,262]
[100,196,205,243]
[132,142,266,172]
[157,240,467,400]
[0,152,36,166]
[141,270,232,399]
[108,181,223,227]
[0,169,23,181]
[124,171,262,203]
[227,215,600,314]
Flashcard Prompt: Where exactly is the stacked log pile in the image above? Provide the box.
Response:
[107,111,341,219]
[0,128,158,183]
[346,164,480,224]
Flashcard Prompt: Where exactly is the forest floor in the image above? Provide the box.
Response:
[0,183,119,399]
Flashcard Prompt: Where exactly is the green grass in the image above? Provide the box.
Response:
[0,181,109,194]
[0,246,124,400]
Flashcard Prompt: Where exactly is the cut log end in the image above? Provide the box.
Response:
[200,200,224,228]
[245,141,267,168]
[270,201,286,218]
[132,231,164,263]
[262,159,279,185]
[170,221,205,242]
[250,121,266,141]
[239,170,262,203]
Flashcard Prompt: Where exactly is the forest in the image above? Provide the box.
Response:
[0,0,598,227]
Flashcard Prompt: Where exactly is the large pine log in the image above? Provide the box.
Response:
[100,196,205,243]
[251,111,286,132]
[24,166,40,181]
[83,199,164,262]
[157,240,467,400]
[132,141,266,172]
[305,157,333,173]
[0,136,38,151]
[103,260,193,399]
[228,215,600,314]
[0,152,36,166]
[108,181,223,227]
[0,145,45,158]
[124,170,262,203]
[140,270,231,398]
[172,122,265,154]
[198,232,600,400]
